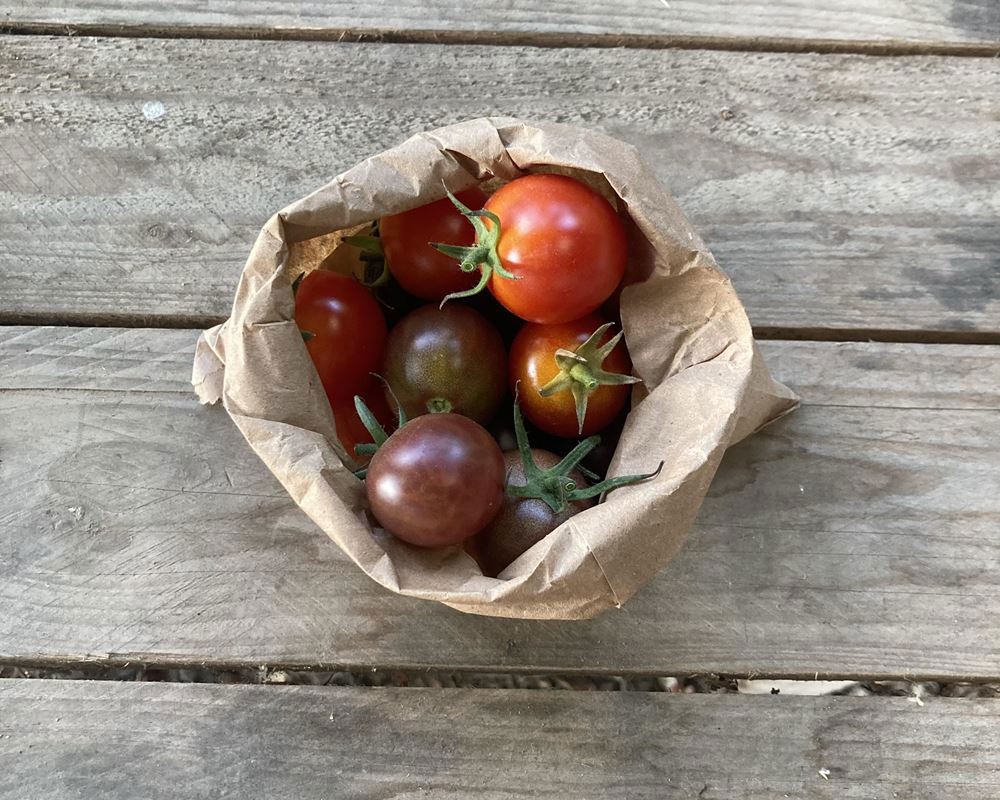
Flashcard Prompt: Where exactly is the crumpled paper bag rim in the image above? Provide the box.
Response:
[192,116,798,620]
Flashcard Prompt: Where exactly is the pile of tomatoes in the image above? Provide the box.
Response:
[295,173,660,577]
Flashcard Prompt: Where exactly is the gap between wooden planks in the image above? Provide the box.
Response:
[5,21,1000,58]
[0,680,998,800]
[1,36,999,337]
[1,326,998,680]
[3,0,1000,50]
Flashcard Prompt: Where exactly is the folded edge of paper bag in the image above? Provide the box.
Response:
[191,117,798,620]
[192,322,227,405]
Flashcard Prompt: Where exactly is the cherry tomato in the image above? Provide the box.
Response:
[510,314,635,437]
[331,378,394,466]
[367,414,505,547]
[467,449,594,577]
[294,270,387,405]
[438,174,627,323]
[380,187,488,302]
[381,304,507,425]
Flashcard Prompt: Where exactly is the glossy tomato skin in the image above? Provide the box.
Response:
[294,271,387,406]
[381,187,488,302]
[486,174,627,324]
[367,414,506,547]
[331,378,395,466]
[467,450,593,577]
[382,304,507,425]
[510,313,633,437]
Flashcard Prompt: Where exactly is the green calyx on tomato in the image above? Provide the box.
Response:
[538,322,642,435]
[344,226,390,288]
[507,395,662,513]
[350,385,408,478]
[429,188,518,306]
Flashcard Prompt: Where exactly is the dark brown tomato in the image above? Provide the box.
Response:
[467,449,594,577]
[381,304,507,424]
[366,414,505,547]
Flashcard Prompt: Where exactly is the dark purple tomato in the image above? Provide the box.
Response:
[467,449,594,577]
[366,413,505,547]
[381,304,507,425]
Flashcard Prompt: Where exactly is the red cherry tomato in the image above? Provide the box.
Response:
[366,414,506,547]
[510,314,634,437]
[485,174,627,323]
[331,379,394,466]
[294,271,387,405]
[380,187,488,302]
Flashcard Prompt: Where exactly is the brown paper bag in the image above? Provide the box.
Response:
[192,117,797,620]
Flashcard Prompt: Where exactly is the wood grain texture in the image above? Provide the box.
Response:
[1,682,999,800]
[4,0,1000,47]
[2,327,998,679]
[2,36,999,334]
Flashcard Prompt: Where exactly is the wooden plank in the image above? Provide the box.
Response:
[2,681,998,800]
[5,326,999,407]
[761,340,1000,410]
[2,327,998,679]
[4,0,1000,48]
[2,36,999,336]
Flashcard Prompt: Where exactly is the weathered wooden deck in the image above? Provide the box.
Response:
[1,2,998,797]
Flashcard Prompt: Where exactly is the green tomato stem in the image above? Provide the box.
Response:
[537,323,643,434]
[430,187,519,307]
[567,364,601,390]
[354,395,389,447]
[426,397,453,414]
[567,461,664,502]
[507,397,662,513]
[344,234,383,257]
[345,231,390,287]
